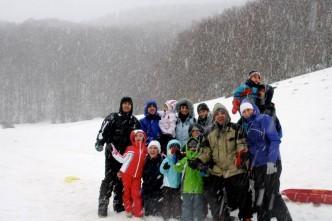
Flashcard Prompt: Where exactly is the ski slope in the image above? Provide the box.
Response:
[1,67,332,220]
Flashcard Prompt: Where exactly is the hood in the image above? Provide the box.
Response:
[175,98,194,117]
[188,123,204,135]
[165,99,177,112]
[185,137,200,159]
[144,99,158,116]
[166,139,182,157]
[119,96,133,116]
[212,103,230,126]
[130,129,147,145]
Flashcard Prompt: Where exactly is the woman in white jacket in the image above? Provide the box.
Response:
[158,100,177,154]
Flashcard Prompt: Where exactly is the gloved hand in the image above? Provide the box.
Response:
[175,148,182,160]
[232,99,241,114]
[235,149,247,168]
[266,162,277,175]
[95,143,104,152]
[188,158,202,170]
[163,162,170,170]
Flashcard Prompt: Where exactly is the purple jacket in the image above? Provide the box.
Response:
[244,103,281,167]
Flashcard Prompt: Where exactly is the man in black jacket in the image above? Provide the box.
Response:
[95,97,140,217]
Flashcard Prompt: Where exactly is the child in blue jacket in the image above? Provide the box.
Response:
[159,139,182,220]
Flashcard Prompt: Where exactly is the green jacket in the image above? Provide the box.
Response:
[198,122,247,178]
[174,139,204,194]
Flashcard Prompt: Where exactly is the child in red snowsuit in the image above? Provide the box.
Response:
[111,129,147,218]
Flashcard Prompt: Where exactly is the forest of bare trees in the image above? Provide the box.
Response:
[0,0,331,125]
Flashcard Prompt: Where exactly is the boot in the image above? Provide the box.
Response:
[98,198,109,217]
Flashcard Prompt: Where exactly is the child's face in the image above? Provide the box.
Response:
[164,104,169,111]
[198,109,208,119]
[135,133,145,142]
[250,73,261,84]
[189,146,198,152]
[191,129,201,138]
[148,146,159,158]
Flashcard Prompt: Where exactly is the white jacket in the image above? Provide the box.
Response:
[158,100,177,137]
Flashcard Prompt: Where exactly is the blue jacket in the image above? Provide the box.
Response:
[159,139,182,189]
[233,79,260,105]
[140,100,162,144]
[244,103,281,167]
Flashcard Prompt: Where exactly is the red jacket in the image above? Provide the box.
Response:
[112,130,147,178]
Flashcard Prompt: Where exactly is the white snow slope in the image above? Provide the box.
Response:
[1,67,332,221]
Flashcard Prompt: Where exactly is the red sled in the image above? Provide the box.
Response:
[281,189,332,205]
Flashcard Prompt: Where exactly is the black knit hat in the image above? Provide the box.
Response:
[197,103,209,113]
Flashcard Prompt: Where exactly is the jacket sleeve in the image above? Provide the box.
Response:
[112,145,134,164]
[174,157,187,173]
[160,158,169,175]
[262,115,281,163]
[95,114,114,146]
[235,127,248,152]
[198,137,212,164]
[139,118,147,133]
[233,84,246,99]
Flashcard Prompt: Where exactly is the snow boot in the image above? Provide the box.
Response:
[98,198,109,217]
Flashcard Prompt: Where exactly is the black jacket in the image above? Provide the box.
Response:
[142,155,164,196]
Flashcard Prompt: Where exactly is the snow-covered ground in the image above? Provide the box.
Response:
[1,67,332,220]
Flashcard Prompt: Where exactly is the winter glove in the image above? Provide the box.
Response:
[175,148,182,160]
[235,149,247,168]
[232,99,241,114]
[95,143,104,152]
[266,162,277,175]
[163,162,171,170]
[188,158,203,170]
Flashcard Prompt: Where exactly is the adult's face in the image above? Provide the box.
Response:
[198,109,208,119]
[214,111,227,125]
[242,109,254,119]
[122,101,132,113]
[180,105,189,115]
[147,105,157,115]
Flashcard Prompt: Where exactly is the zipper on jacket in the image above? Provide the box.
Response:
[134,142,142,177]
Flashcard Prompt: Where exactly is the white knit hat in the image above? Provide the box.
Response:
[240,102,254,115]
[148,140,161,153]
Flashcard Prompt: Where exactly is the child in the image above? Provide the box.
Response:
[159,99,177,154]
[174,137,204,221]
[142,140,164,217]
[159,139,182,220]
[196,103,213,135]
[111,129,147,218]
[232,70,263,114]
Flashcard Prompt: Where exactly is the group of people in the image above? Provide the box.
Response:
[94,71,293,221]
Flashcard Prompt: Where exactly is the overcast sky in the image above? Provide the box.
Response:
[0,0,246,23]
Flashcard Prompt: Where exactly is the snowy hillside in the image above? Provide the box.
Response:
[1,67,332,220]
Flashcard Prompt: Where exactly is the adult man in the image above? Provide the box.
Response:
[95,97,140,217]
[240,101,292,221]
[189,103,252,221]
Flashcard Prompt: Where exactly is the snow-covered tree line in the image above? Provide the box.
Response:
[0,0,331,125]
